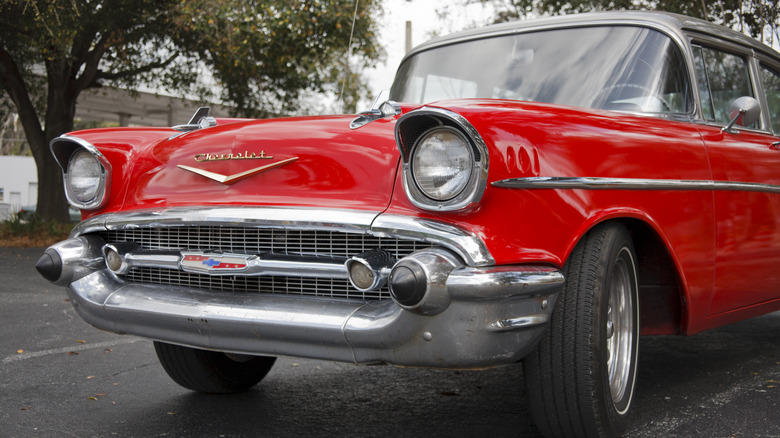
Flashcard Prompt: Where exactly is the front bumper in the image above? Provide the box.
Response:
[39,208,564,368]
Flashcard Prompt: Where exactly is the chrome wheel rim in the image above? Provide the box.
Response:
[606,248,635,409]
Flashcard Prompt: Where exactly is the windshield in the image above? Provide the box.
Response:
[390,25,692,114]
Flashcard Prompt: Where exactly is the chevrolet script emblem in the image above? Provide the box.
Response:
[178,153,298,185]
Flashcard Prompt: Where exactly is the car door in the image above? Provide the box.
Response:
[692,44,780,315]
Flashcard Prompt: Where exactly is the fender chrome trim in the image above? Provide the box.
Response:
[492,176,780,194]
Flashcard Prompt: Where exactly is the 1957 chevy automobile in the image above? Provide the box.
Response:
[36,11,780,437]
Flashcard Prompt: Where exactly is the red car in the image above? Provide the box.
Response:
[37,11,780,437]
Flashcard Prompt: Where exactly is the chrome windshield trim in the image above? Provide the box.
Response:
[70,207,495,268]
[492,176,780,194]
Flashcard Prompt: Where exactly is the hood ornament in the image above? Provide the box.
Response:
[173,107,218,132]
[178,157,298,185]
[350,96,401,130]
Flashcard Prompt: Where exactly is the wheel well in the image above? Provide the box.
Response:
[618,218,684,335]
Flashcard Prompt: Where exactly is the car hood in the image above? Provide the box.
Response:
[72,115,401,216]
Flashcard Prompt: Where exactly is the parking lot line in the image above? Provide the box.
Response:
[3,338,141,364]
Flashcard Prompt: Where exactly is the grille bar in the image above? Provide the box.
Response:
[98,226,429,301]
[100,227,424,259]
[122,268,390,301]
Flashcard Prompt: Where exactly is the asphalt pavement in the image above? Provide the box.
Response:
[1,246,779,437]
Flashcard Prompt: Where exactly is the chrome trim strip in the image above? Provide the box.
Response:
[116,248,349,279]
[371,213,495,267]
[70,207,496,268]
[492,176,780,194]
[71,206,379,237]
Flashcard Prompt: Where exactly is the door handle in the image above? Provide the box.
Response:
[772,141,780,150]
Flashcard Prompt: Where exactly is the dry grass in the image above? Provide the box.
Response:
[0,213,73,248]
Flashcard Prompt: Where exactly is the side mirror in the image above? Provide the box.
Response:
[723,96,761,133]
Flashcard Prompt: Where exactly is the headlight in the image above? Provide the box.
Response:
[395,108,489,212]
[411,127,472,201]
[67,150,103,203]
[51,136,111,210]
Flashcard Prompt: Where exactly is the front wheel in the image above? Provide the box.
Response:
[524,222,640,437]
[154,342,277,393]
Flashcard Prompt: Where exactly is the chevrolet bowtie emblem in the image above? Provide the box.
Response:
[178,157,298,185]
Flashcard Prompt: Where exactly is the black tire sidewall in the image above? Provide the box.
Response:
[154,341,277,393]
[593,226,640,431]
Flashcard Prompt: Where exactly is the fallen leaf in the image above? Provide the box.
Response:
[16,349,23,354]
[68,351,79,356]
[21,406,31,411]
[104,348,113,353]
[87,376,95,380]
[88,397,97,401]
[76,340,86,344]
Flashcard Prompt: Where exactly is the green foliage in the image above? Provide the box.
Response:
[469,0,780,45]
[0,0,384,222]
[0,210,72,247]
[1,0,383,118]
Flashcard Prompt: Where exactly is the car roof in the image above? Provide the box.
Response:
[404,11,780,62]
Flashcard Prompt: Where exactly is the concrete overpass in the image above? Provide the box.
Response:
[75,87,234,127]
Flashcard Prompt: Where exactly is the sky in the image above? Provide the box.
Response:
[363,0,496,103]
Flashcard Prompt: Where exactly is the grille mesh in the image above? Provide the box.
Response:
[100,227,423,259]
[121,268,388,300]
[98,226,430,301]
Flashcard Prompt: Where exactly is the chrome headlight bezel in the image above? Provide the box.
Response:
[410,126,474,201]
[50,135,111,210]
[395,108,489,211]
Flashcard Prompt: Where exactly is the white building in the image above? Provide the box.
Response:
[0,156,37,219]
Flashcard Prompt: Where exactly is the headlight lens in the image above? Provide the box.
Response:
[411,127,473,201]
[67,149,103,203]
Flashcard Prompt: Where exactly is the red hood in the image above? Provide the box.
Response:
[71,115,401,216]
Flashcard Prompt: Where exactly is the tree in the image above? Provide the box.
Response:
[465,0,780,45]
[0,0,383,222]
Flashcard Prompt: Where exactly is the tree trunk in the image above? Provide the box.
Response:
[34,150,69,223]
[37,69,77,224]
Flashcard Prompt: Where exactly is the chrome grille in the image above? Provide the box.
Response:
[121,268,388,300]
[98,226,430,300]
[100,227,423,259]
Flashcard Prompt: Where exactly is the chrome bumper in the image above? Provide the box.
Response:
[65,264,562,368]
[39,207,564,368]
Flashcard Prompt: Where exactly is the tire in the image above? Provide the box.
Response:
[153,342,277,393]
[524,222,640,438]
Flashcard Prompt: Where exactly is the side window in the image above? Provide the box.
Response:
[760,64,780,134]
[693,45,756,127]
